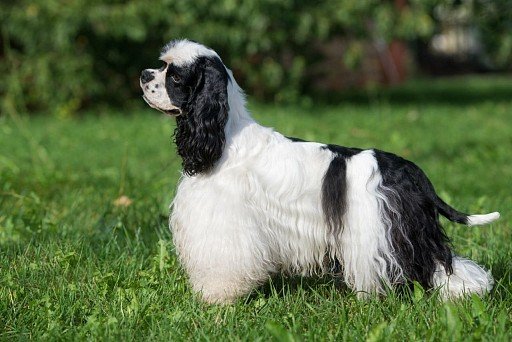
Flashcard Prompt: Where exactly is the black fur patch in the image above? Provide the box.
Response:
[323,144,363,158]
[433,195,469,225]
[287,136,307,143]
[168,56,229,176]
[320,145,362,232]
[374,149,453,288]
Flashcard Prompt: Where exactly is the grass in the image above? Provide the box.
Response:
[1,75,511,340]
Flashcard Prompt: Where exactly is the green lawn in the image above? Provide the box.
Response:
[1,76,511,340]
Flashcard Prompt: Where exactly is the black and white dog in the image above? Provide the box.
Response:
[140,39,499,303]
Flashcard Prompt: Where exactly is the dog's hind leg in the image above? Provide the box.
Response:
[372,149,496,297]
[339,150,404,296]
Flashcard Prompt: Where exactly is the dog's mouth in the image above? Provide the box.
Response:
[164,108,182,116]
[142,95,182,116]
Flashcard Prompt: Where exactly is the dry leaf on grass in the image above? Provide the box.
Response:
[113,195,132,207]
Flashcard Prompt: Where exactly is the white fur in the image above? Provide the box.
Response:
[467,212,500,226]
[160,39,219,66]
[433,256,494,299]
[140,68,179,112]
[341,151,404,296]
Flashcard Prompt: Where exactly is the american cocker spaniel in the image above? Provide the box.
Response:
[140,39,499,303]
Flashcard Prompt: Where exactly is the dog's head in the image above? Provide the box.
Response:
[140,39,229,116]
[140,39,230,176]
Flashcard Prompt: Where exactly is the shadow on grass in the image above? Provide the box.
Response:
[488,258,512,300]
[315,74,512,105]
[243,275,348,303]
[244,264,509,303]
[245,274,415,303]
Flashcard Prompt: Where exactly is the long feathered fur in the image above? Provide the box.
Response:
[174,56,229,176]
[140,39,499,303]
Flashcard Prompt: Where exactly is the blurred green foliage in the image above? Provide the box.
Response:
[0,0,510,116]
[473,0,512,68]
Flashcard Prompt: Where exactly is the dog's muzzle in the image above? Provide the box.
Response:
[141,95,182,116]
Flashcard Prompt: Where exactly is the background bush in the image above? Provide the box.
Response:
[1,0,511,116]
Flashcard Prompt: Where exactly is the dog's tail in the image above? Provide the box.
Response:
[434,195,500,226]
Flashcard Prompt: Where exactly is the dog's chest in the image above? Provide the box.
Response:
[170,144,335,274]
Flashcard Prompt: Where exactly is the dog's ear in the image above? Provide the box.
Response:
[175,56,229,176]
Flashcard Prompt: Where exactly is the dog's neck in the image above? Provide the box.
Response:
[213,78,279,171]
[224,75,257,140]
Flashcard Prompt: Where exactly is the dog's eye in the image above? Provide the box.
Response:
[171,74,181,83]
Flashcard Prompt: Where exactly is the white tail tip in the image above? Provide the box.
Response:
[467,212,500,226]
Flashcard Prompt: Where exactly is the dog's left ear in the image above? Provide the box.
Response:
[175,56,229,176]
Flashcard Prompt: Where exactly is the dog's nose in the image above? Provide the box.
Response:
[140,69,155,84]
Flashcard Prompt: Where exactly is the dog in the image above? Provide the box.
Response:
[140,39,499,303]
